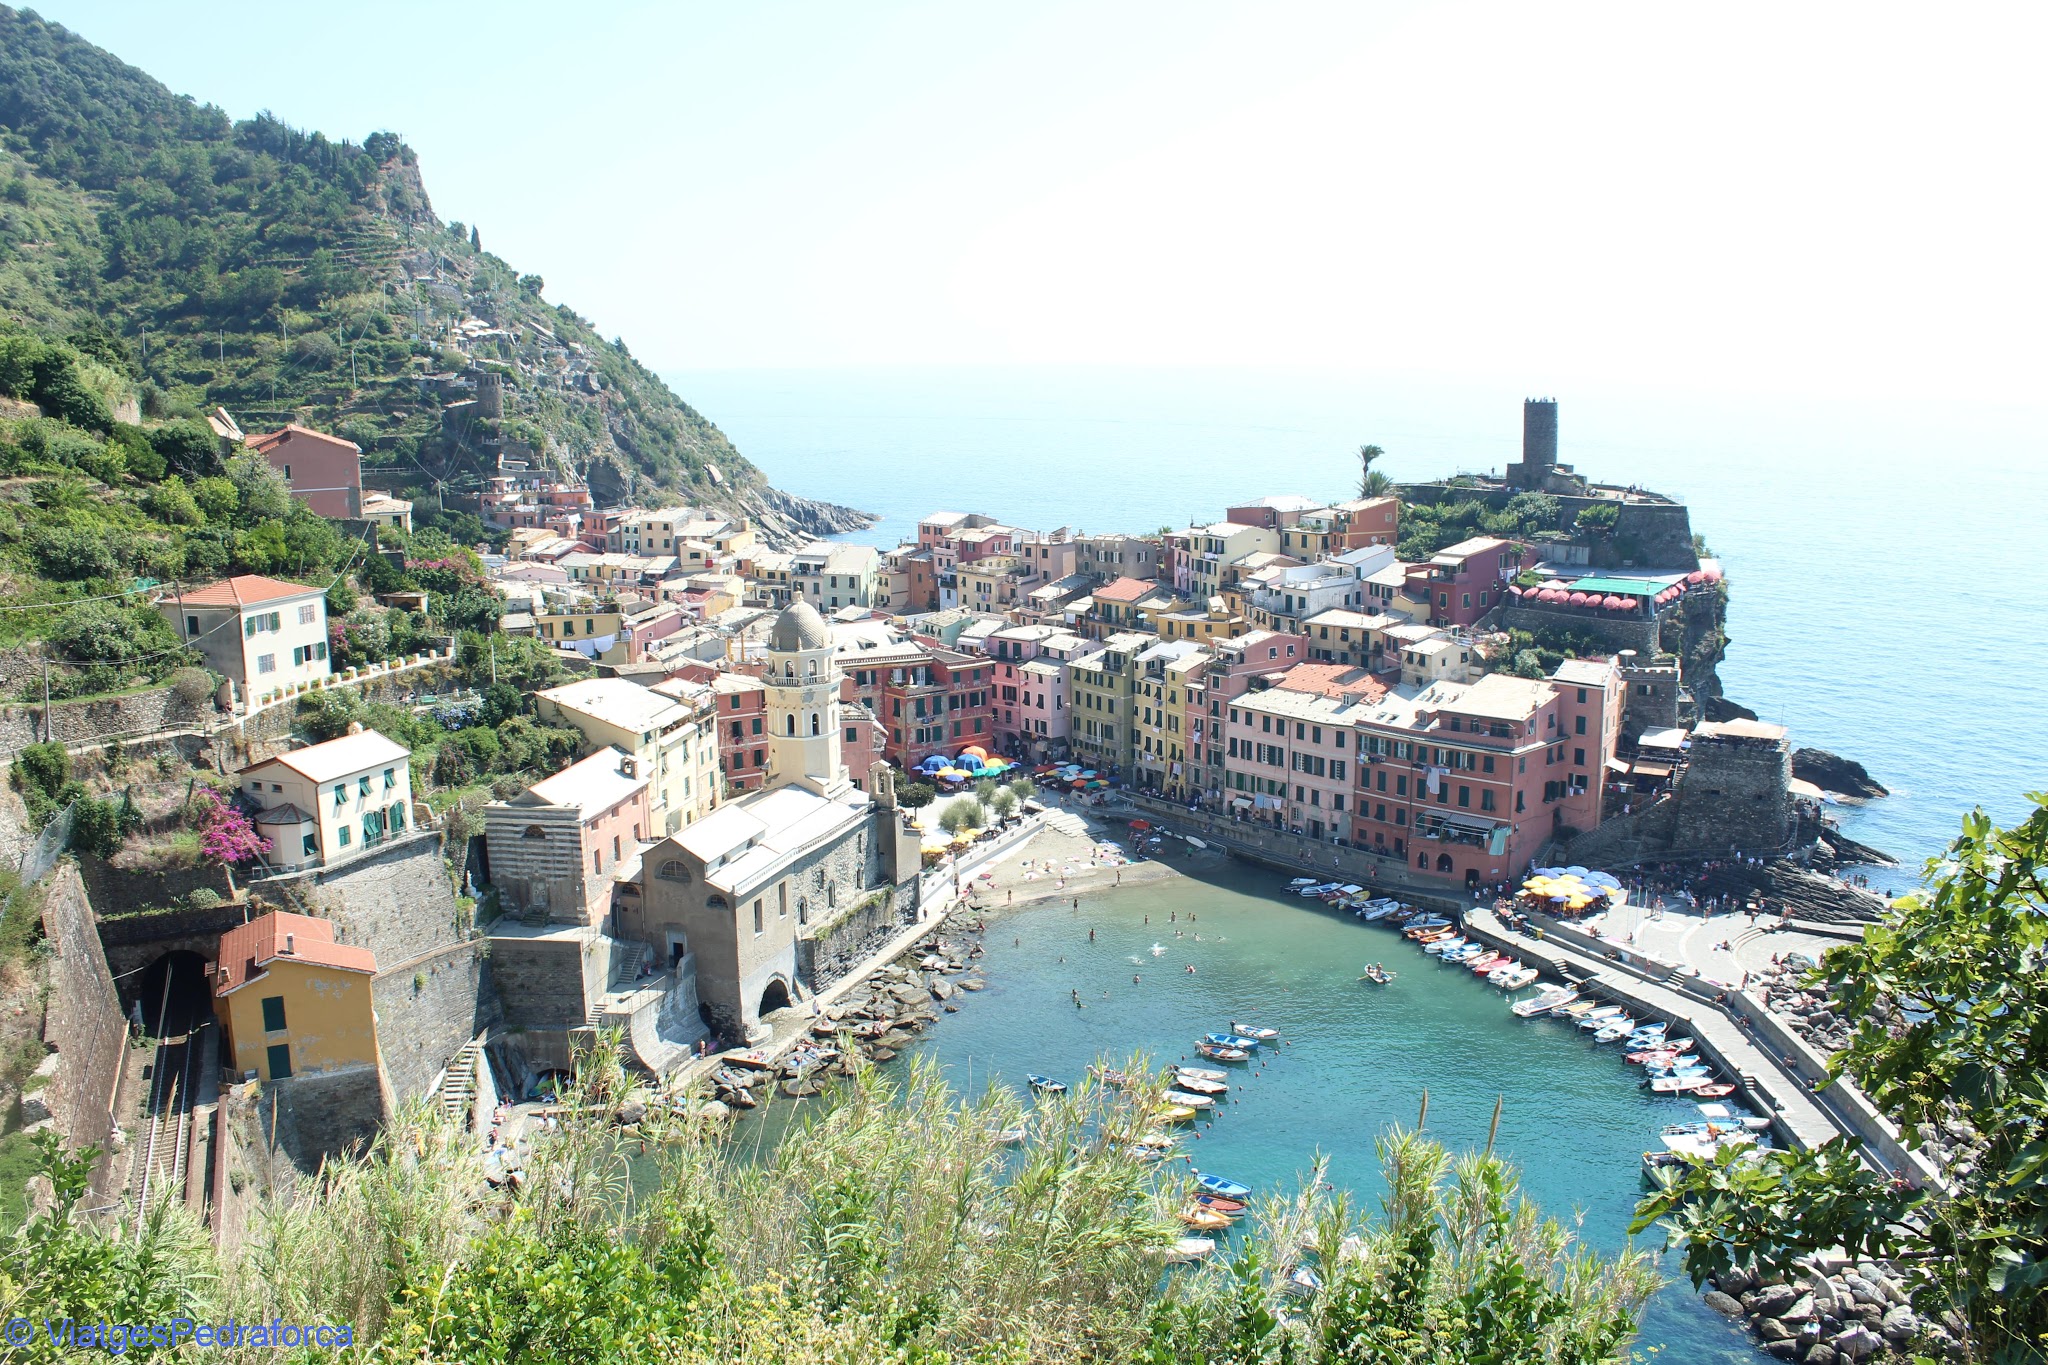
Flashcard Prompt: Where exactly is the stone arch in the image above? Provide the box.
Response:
[656,860,691,883]
[786,714,796,736]
[133,949,213,1036]
[522,825,546,840]
[758,976,793,1017]
[811,712,821,736]
[1435,853,1454,874]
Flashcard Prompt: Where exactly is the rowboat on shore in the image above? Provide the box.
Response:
[1197,1173,1253,1199]
[1228,1022,1280,1041]
[1196,1043,1250,1062]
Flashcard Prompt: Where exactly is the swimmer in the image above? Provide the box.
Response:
[1134,975,1141,984]
[1185,964,1196,975]
[1088,928,1095,942]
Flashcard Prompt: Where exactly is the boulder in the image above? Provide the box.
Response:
[960,978,987,991]
[1757,1318,1795,1343]
[1703,1291,1743,1316]
[614,1100,647,1126]
[1763,1343,1799,1360]
[1718,1265,1759,1295]
[1880,1306,1918,1343]
[1804,1346,1837,1365]
[1782,1294,1816,1323]
[1791,748,1889,799]
[1831,1325,1881,1360]
[931,977,955,1001]
[1752,1285,1800,1318]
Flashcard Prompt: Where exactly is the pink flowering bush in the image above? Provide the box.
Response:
[194,786,269,866]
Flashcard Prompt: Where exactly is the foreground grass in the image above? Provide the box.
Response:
[0,1043,1659,1362]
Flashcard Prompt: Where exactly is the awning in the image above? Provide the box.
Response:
[1604,757,1630,774]
[1633,761,1674,779]
[1637,726,1688,751]
[1434,811,1501,834]
[1231,796,1253,809]
[1788,777,1826,800]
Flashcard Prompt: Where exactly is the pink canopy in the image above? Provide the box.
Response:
[1687,571,1707,584]
[1702,565,1723,582]
[1568,592,1590,606]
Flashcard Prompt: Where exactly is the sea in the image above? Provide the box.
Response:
[674,365,2048,1359]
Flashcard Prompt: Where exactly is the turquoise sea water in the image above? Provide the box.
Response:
[674,365,2046,1358]
[903,855,1757,1360]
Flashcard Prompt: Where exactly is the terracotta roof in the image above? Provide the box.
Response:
[1273,662,1387,704]
[245,423,361,455]
[213,911,376,996]
[1091,576,1156,604]
[170,575,324,609]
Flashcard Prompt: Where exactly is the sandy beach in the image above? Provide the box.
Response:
[961,810,1184,912]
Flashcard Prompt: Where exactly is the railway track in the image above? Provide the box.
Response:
[125,967,211,1228]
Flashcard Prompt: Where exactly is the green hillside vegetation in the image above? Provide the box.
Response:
[0,5,768,509]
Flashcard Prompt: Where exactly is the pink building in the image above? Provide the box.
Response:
[703,674,769,793]
[483,746,651,927]
[1187,630,1308,804]
[1403,536,1525,628]
[1220,674,1378,842]
[247,425,362,519]
[1347,658,1622,888]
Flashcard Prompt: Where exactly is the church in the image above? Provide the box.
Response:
[634,600,923,1043]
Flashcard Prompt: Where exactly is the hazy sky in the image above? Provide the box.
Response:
[31,1,2046,400]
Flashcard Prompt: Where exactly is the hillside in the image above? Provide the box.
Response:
[0,6,868,544]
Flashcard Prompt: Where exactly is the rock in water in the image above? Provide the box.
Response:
[1792,748,1889,799]
[1703,1290,1744,1316]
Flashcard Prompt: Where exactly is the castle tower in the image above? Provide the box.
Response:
[1522,397,1558,471]
[762,600,851,798]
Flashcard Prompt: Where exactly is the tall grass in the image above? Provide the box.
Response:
[5,1040,1659,1362]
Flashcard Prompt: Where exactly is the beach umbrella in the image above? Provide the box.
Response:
[936,767,968,780]
[961,745,989,759]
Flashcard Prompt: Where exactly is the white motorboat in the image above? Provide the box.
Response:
[1163,1089,1217,1110]
[1424,936,1470,956]
[1512,987,1574,1016]
[1166,1236,1217,1263]
[1494,967,1540,990]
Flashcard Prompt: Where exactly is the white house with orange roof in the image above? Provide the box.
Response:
[158,574,330,701]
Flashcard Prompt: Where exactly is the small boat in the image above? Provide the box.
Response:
[1480,958,1521,978]
[1196,1043,1250,1062]
[1650,1074,1717,1094]
[1228,1022,1279,1041]
[1196,1173,1253,1199]
[1354,898,1404,921]
[1170,1073,1228,1095]
[1694,1102,1769,1133]
[1163,1089,1216,1110]
[1513,988,1574,1016]
[1090,1066,1137,1088]
[1202,1032,1263,1051]
[1629,1021,1669,1038]
[1575,1006,1626,1029]
[722,1049,776,1070]
[1174,1065,1228,1083]
[1592,1022,1635,1043]
[1404,919,1453,939]
[1166,1236,1216,1263]
[1464,953,1505,973]
[1626,1048,1678,1065]
[1691,1083,1737,1099]
[1132,1131,1178,1152]
[1027,1074,1068,1095]
[1156,1104,1198,1123]
[1180,1205,1232,1232]
[1424,936,1470,956]
[1193,1193,1247,1216]
[1359,965,1396,985]
[1494,967,1539,990]
[990,1126,1027,1146]
[1283,1264,1323,1299]
[1288,877,1318,888]
[1663,1037,1696,1053]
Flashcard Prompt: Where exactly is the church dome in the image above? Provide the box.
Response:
[768,600,831,652]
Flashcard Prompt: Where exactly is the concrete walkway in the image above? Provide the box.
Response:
[1463,905,1854,1154]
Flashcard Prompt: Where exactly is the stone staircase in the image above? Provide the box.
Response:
[438,1040,480,1127]
[1040,810,1090,838]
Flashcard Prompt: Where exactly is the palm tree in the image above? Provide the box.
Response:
[1357,444,1393,499]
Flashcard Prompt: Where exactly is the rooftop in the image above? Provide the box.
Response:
[213,911,376,996]
[673,785,871,891]
[246,729,409,784]
[1550,658,1615,687]
[246,423,360,455]
[1092,576,1157,604]
[520,746,647,815]
[1432,536,1511,564]
[1437,673,1555,723]
[172,575,324,609]
[1694,718,1788,743]
[538,678,689,733]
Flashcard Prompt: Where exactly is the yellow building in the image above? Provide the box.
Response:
[241,729,414,872]
[1131,642,1208,794]
[537,677,721,835]
[211,911,378,1082]
[1067,632,1150,773]
[534,605,625,649]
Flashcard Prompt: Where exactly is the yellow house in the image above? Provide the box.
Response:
[240,729,414,872]
[534,606,626,649]
[211,910,378,1082]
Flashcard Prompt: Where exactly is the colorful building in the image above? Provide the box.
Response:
[1404,536,1525,628]
[211,911,378,1082]
[483,747,652,927]
[240,729,414,872]
[1066,631,1151,774]
[536,677,721,836]
[246,424,362,519]
[158,574,330,703]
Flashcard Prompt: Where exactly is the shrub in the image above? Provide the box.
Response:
[223,453,291,525]
[938,798,985,836]
[989,789,1018,820]
[299,689,363,741]
[69,796,124,858]
[897,779,937,810]
[192,787,267,866]
[14,743,69,802]
[168,668,215,707]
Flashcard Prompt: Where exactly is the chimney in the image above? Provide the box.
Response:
[283,932,295,955]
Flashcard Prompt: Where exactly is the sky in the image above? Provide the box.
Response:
[30,1,2048,402]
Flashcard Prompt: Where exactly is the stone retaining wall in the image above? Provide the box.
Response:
[35,866,129,1201]
[370,940,500,1107]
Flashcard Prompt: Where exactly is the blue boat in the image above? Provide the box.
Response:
[1027,1074,1067,1095]
[1196,1173,1252,1199]
[1202,1032,1262,1051]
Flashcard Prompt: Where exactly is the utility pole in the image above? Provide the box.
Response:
[41,654,51,742]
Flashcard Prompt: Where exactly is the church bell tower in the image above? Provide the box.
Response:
[762,600,851,799]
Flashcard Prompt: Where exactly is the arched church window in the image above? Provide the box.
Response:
[786,715,796,736]
[657,860,691,883]
[811,713,821,735]
[522,825,546,840]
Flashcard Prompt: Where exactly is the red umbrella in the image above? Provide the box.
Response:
[1687,571,1707,584]
[1568,592,1590,606]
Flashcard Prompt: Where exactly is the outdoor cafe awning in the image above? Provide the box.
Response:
[1632,761,1675,780]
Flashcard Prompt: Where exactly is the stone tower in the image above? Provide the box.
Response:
[762,600,851,798]
[1507,397,1561,489]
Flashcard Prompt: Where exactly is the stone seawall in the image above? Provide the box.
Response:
[265,833,463,967]
[371,940,500,1107]
[262,1064,385,1168]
